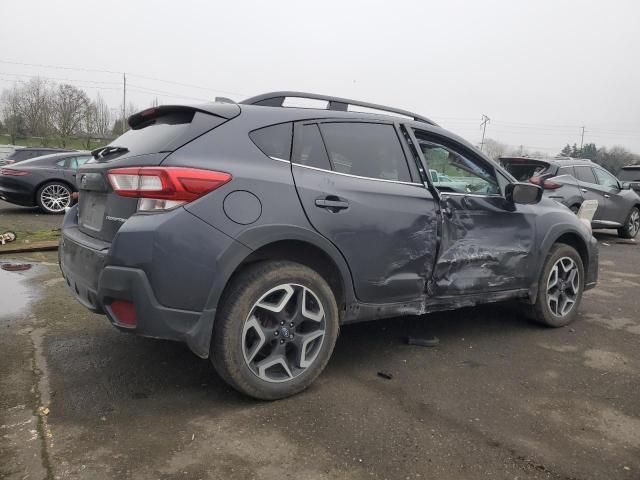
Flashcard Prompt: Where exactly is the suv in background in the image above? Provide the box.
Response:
[618,165,640,193]
[60,92,598,399]
[501,156,640,238]
[0,147,75,166]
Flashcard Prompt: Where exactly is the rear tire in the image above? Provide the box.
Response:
[527,244,584,327]
[617,207,640,239]
[36,181,72,214]
[211,261,339,400]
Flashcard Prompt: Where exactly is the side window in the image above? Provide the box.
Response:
[413,131,499,195]
[594,168,619,189]
[76,156,91,167]
[558,166,575,177]
[56,159,67,167]
[249,122,293,161]
[293,124,332,170]
[319,122,411,182]
[574,166,597,184]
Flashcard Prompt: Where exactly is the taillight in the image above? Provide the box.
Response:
[530,175,561,190]
[0,168,28,176]
[107,167,231,211]
[109,299,137,327]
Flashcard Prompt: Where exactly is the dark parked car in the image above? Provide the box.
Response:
[0,151,92,213]
[501,156,640,238]
[0,147,75,166]
[618,165,640,193]
[59,92,598,399]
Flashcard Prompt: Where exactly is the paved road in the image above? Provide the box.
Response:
[1,211,639,479]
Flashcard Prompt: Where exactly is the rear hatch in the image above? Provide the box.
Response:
[500,157,553,182]
[76,104,239,242]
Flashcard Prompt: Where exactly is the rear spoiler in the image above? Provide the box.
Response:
[128,103,240,129]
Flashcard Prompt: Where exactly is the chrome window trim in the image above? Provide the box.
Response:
[269,156,291,164]
[292,162,423,186]
[438,191,504,199]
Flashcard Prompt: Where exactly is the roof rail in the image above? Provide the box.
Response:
[240,91,438,126]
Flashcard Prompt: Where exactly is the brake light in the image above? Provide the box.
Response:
[0,168,28,176]
[530,175,561,190]
[107,167,231,211]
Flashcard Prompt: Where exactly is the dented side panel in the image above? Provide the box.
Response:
[432,194,537,295]
[291,164,439,303]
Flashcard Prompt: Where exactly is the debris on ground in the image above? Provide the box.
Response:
[1,263,32,272]
[377,371,393,380]
[38,406,50,416]
[407,336,440,347]
[0,231,17,245]
[602,242,610,246]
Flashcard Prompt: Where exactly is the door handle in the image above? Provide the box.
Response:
[315,197,349,211]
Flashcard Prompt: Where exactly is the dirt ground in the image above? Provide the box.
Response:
[1,201,639,480]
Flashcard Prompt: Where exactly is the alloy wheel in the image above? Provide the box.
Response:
[628,209,640,237]
[40,184,71,213]
[546,257,580,317]
[241,283,326,383]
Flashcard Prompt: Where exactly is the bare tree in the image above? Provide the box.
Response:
[1,84,23,144]
[94,93,111,138]
[82,101,98,149]
[482,138,508,161]
[52,84,89,147]
[18,77,53,144]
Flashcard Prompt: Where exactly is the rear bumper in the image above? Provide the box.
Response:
[0,181,35,206]
[60,231,217,358]
[58,203,254,358]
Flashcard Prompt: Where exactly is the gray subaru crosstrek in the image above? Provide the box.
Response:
[59,92,598,399]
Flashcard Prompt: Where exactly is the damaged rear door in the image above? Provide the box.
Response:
[290,120,439,303]
[411,129,536,295]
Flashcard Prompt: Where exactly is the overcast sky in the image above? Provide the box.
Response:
[1,0,639,153]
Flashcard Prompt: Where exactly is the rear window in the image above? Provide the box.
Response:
[502,160,550,181]
[618,168,640,182]
[574,166,597,184]
[111,111,195,155]
[249,123,292,161]
[293,124,331,170]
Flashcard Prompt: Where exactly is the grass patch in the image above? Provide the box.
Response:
[1,134,111,151]
[7,229,61,245]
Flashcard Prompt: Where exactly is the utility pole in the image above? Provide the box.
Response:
[479,114,490,152]
[580,126,585,150]
[122,73,127,134]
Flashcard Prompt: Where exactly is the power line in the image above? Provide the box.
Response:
[0,59,120,75]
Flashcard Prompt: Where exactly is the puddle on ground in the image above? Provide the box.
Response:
[0,261,40,320]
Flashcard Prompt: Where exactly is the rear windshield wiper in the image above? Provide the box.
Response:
[91,146,129,160]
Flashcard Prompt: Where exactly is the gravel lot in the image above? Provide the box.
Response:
[1,201,639,480]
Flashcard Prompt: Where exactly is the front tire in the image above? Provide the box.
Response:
[618,207,640,239]
[528,244,584,327]
[211,261,339,400]
[36,181,72,214]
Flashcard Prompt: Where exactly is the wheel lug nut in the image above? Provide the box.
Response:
[289,322,294,327]
[280,339,285,344]
[280,321,285,325]
[274,331,279,336]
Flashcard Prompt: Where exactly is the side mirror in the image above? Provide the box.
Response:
[506,182,543,205]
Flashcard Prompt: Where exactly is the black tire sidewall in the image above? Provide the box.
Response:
[36,182,72,214]
[534,244,585,327]
[618,207,639,239]
[212,261,339,400]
